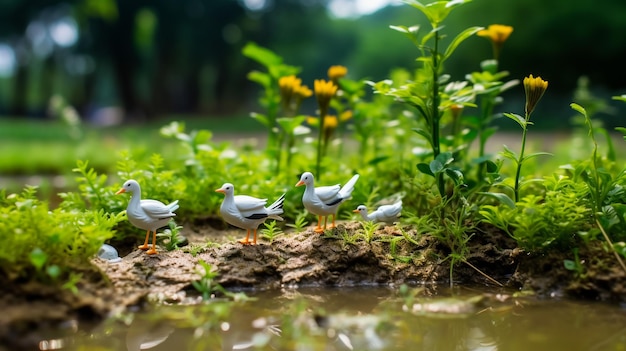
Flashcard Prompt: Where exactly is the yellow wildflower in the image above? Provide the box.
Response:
[477,24,513,45]
[523,74,548,116]
[314,79,338,114]
[295,84,312,99]
[323,115,338,130]
[328,65,348,81]
[279,75,312,114]
[306,115,339,131]
[477,24,513,60]
[339,110,353,122]
[279,75,300,104]
[279,75,301,94]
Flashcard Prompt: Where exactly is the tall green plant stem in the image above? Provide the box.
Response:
[431,35,445,198]
[513,119,529,202]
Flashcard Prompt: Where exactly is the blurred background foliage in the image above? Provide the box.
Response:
[0,0,625,127]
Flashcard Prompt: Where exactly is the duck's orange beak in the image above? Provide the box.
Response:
[352,209,359,213]
[115,188,125,195]
[295,180,305,187]
[215,188,225,194]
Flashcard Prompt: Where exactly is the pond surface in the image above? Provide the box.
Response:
[35,285,626,351]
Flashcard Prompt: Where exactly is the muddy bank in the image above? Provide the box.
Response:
[1,221,625,348]
[97,221,626,303]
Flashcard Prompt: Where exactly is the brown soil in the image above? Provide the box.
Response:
[1,221,625,349]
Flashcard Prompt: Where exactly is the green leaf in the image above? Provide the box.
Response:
[479,192,516,209]
[403,0,470,26]
[614,242,626,258]
[369,156,390,166]
[570,102,586,116]
[500,145,517,163]
[250,112,271,128]
[29,248,47,271]
[193,130,213,146]
[435,151,454,166]
[522,152,553,162]
[389,25,420,46]
[615,127,626,141]
[412,128,434,148]
[563,260,577,271]
[503,113,527,129]
[268,65,300,80]
[247,70,272,88]
[421,26,441,46]
[445,168,464,185]
[277,116,306,134]
[443,26,483,61]
[242,42,283,68]
[612,95,626,102]
[430,159,444,174]
[46,265,61,279]
[485,160,498,173]
[417,163,434,177]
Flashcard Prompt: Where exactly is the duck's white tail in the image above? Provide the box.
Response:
[267,193,286,220]
[167,200,180,213]
[339,174,359,199]
[390,200,403,217]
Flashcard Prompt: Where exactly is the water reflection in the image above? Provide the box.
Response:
[63,286,626,351]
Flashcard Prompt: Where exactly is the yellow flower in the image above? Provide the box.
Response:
[323,115,338,130]
[339,110,353,122]
[279,75,301,93]
[295,84,312,99]
[477,24,513,45]
[327,65,348,81]
[314,79,338,114]
[523,74,548,116]
[477,24,513,60]
[279,75,311,114]
[306,115,339,130]
[279,75,300,103]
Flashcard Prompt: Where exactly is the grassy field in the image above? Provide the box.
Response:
[0,115,261,196]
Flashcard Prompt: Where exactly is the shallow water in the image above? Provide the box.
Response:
[39,285,626,351]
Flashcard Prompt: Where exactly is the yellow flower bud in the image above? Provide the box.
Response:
[523,74,548,116]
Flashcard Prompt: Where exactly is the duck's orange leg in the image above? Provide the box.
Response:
[314,216,325,233]
[146,231,158,255]
[329,214,337,229]
[252,229,258,245]
[239,230,251,244]
[138,230,150,250]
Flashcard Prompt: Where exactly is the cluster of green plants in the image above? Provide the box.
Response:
[1,0,626,292]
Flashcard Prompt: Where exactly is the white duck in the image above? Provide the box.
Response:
[216,183,286,245]
[116,179,179,255]
[353,201,402,224]
[296,171,359,233]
